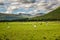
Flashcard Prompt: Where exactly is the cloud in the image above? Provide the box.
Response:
[0,0,3,3]
[0,0,60,14]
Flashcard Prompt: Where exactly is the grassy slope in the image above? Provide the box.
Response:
[0,22,60,40]
[30,7,60,20]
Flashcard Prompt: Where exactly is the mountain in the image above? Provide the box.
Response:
[0,13,25,21]
[0,13,33,21]
[0,7,60,21]
[29,7,60,21]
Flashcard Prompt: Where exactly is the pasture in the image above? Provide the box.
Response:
[0,21,60,40]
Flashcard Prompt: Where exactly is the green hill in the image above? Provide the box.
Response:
[29,7,60,21]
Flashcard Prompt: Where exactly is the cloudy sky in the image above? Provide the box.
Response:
[0,0,60,14]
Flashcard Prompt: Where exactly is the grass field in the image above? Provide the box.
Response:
[0,21,60,40]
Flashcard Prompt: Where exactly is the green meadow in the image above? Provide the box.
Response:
[0,21,60,40]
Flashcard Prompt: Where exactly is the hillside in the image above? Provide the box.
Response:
[29,7,60,21]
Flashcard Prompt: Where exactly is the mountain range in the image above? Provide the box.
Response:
[0,7,60,21]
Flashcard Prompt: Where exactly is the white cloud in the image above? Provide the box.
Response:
[0,0,3,3]
[0,0,60,14]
